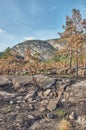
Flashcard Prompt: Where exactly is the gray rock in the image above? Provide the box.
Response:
[12,40,56,61]
[43,79,57,90]
[25,90,36,100]
[43,89,51,97]
[69,112,76,120]
[0,76,12,86]
[47,98,58,111]
[47,113,55,119]
[77,116,86,128]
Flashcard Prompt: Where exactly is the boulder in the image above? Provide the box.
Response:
[0,76,12,88]
[47,98,58,111]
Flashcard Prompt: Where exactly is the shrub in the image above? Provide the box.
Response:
[58,119,72,130]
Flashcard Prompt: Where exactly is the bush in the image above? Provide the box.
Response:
[1,47,12,59]
[58,119,72,130]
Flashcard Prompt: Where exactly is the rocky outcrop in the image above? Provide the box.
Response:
[0,75,86,130]
[12,40,56,61]
[46,38,66,50]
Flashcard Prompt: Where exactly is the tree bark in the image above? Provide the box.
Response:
[69,51,72,69]
[75,50,78,78]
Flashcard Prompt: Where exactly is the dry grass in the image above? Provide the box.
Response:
[58,119,72,130]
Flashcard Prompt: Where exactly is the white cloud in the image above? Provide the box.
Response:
[23,36,34,41]
[0,28,6,33]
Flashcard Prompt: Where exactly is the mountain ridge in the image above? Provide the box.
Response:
[12,39,56,61]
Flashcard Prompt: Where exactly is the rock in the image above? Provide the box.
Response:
[39,106,46,112]
[25,90,34,99]
[16,105,21,109]
[0,128,4,130]
[39,100,48,112]
[43,79,57,90]
[0,76,13,92]
[47,98,58,111]
[17,100,21,103]
[0,76,12,87]
[27,97,33,103]
[24,89,37,100]
[16,96,23,100]
[28,115,35,119]
[10,100,14,105]
[43,89,51,97]
[47,113,55,119]
[0,91,16,97]
[0,76,86,130]
[29,121,41,130]
[41,100,49,106]
[1,105,12,113]
[28,104,34,111]
[12,78,20,89]
[12,40,56,61]
[12,76,34,90]
[77,116,86,128]
[38,91,43,98]
[69,112,76,120]
[0,91,16,105]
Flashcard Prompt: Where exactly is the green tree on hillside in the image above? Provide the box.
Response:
[1,47,12,59]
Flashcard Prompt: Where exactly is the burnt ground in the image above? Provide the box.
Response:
[0,75,86,130]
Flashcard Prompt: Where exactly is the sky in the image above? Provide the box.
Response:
[0,0,86,51]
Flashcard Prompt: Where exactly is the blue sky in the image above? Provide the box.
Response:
[0,0,86,51]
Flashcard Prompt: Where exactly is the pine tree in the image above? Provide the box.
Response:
[58,9,85,78]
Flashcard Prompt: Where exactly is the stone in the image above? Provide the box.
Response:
[27,98,33,103]
[10,100,14,105]
[17,100,21,103]
[47,113,55,119]
[0,128,4,130]
[43,79,57,90]
[0,76,12,87]
[12,78,20,89]
[38,91,43,98]
[0,76,86,130]
[16,96,22,100]
[28,104,34,111]
[16,105,20,109]
[41,100,49,106]
[47,98,58,111]
[0,91,16,97]
[24,90,35,100]
[28,115,35,119]
[1,105,12,113]
[39,106,46,112]
[77,116,86,128]
[69,112,76,120]
[43,89,51,97]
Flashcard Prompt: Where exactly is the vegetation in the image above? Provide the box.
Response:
[56,108,66,118]
[58,9,86,78]
[0,47,12,59]
[0,9,86,78]
[58,119,72,130]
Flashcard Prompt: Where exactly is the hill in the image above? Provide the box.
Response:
[12,40,56,61]
[46,38,66,50]
[46,34,86,51]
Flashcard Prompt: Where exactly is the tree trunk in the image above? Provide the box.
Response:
[69,51,72,69]
[75,50,78,78]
